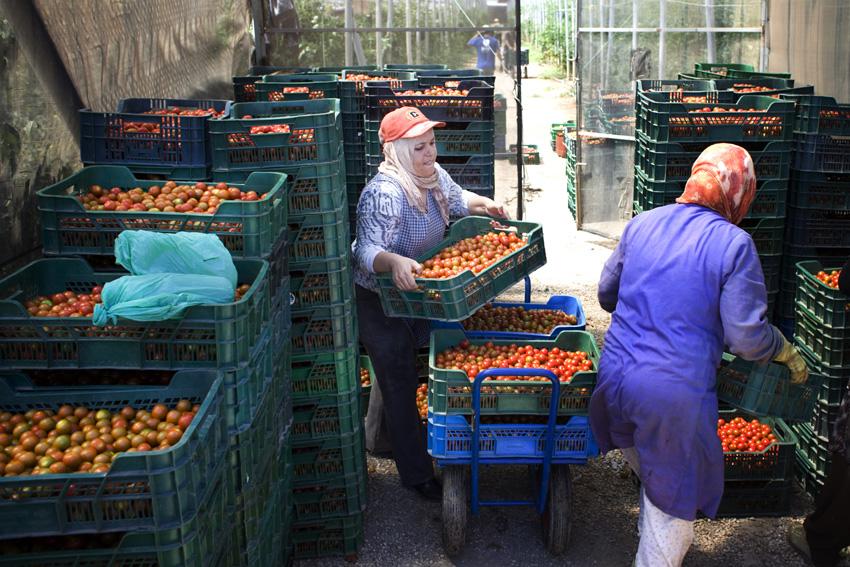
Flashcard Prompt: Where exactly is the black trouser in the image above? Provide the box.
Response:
[804,452,850,567]
[355,285,434,486]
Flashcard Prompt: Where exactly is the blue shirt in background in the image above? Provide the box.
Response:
[469,35,499,71]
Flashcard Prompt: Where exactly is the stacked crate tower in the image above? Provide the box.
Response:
[633,77,797,322]
[209,89,368,559]
[336,69,418,239]
[779,95,850,500]
[364,73,497,207]
[0,96,289,566]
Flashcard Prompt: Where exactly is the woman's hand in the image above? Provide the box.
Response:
[469,195,511,219]
[374,252,423,291]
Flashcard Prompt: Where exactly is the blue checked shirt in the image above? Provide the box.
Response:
[352,163,472,293]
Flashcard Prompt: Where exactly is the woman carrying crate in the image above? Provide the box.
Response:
[352,106,510,502]
[788,259,850,567]
[590,143,808,567]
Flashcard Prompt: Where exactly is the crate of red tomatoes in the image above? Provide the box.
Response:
[80,98,232,178]
[375,217,546,321]
[37,165,288,260]
[715,353,820,422]
[718,409,797,481]
[428,328,599,417]
[431,295,585,340]
[795,260,850,328]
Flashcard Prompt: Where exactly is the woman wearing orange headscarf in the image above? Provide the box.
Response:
[590,143,808,567]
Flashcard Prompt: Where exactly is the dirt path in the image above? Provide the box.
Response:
[291,63,837,567]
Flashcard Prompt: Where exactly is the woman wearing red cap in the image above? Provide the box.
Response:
[590,143,808,566]
[352,106,510,501]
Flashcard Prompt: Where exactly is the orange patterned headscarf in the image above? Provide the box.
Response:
[675,143,757,226]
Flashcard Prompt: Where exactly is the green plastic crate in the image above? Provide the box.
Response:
[797,342,850,405]
[291,427,366,483]
[339,70,417,114]
[232,451,279,555]
[635,133,791,183]
[291,386,362,442]
[727,69,793,80]
[376,217,546,322]
[793,422,833,476]
[290,300,357,355]
[228,380,279,497]
[222,326,274,436]
[38,166,288,259]
[809,398,843,442]
[365,119,495,157]
[287,205,350,266]
[0,371,227,537]
[719,409,797,481]
[271,277,292,356]
[292,462,367,521]
[428,329,599,416]
[256,73,339,102]
[384,63,448,71]
[715,354,820,421]
[0,257,269,371]
[291,511,364,560]
[288,255,352,311]
[795,260,850,327]
[210,100,341,174]
[314,65,378,74]
[0,467,233,567]
[713,78,812,97]
[364,81,494,123]
[693,62,755,79]
[508,144,540,164]
[795,451,826,501]
[715,478,793,518]
[636,78,717,93]
[290,344,359,398]
[738,216,785,256]
[789,170,850,210]
[232,478,284,567]
[794,305,850,367]
[779,94,850,136]
[639,94,794,143]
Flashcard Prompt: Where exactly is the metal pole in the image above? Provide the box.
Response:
[406,0,413,64]
[705,0,716,62]
[416,0,422,64]
[251,0,265,66]
[376,0,384,68]
[345,0,353,66]
[516,0,523,221]
[659,0,667,79]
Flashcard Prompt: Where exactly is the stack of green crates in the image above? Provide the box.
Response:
[791,260,850,500]
[599,89,636,137]
[634,78,798,320]
[495,93,507,152]
[336,69,417,238]
[363,76,496,203]
[8,154,295,564]
[774,95,850,336]
[208,96,366,560]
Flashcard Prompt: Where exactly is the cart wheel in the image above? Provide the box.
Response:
[541,464,572,555]
[442,465,468,557]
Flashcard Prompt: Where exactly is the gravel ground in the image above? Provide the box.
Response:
[293,63,848,567]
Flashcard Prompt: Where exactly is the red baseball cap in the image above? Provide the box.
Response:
[379,106,445,144]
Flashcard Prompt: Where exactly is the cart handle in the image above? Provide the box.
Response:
[470,367,561,515]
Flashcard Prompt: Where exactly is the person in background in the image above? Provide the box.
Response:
[468,27,499,77]
[590,143,809,567]
[352,106,510,502]
[501,29,516,76]
[787,258,850,566]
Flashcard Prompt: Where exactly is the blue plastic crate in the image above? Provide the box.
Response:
[428,412,598,464]
[431,295,586,339]
[80,98,232,170]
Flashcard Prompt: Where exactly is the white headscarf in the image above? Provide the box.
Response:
[378,137,450,226]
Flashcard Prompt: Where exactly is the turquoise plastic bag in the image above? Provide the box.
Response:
[113,231,237,286]
[92,273,235,326]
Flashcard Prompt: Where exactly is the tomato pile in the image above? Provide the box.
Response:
[435,339,593,383]
[397,88,470,97]
[25,284,251,318]
[418,231,527,279]
[77,180,266,214]
[122,122,161,133]
[462,304,577,334]
[141,107,226,118]
[248,123,291,135]
[816,269,841,289]
[343,74,398,83]
[0,399,199,476]
[717,416,777,452]
[24,288,102,318]
[360,366,371,387]
[416,383,428,419]
[729,84,776,93]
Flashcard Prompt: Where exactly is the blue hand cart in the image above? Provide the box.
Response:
[430,365,599,556]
